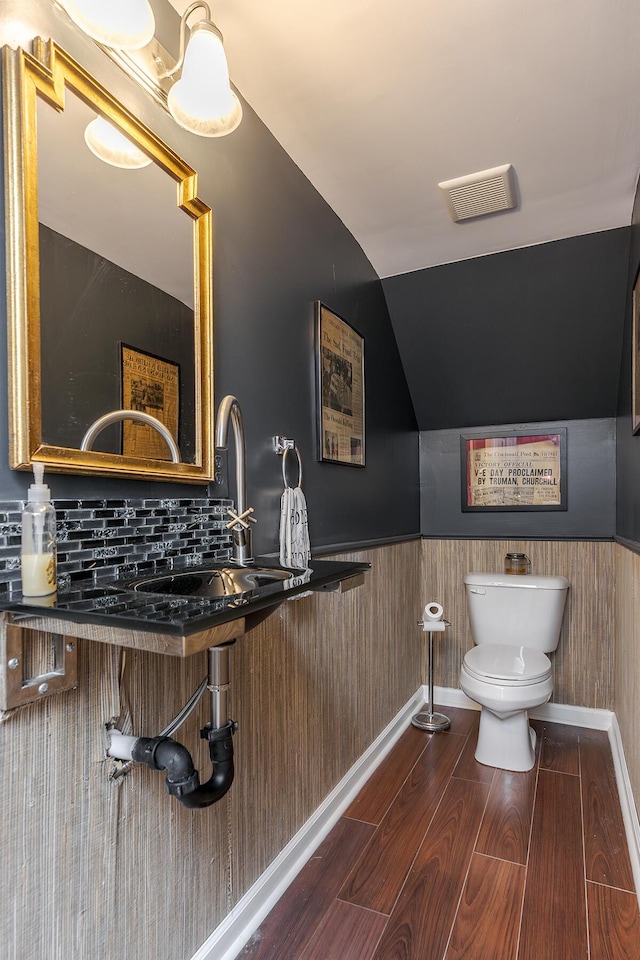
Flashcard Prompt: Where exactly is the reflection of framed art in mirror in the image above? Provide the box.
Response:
[120,345,180,461]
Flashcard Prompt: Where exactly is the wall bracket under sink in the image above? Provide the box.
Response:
[0,621,78,710]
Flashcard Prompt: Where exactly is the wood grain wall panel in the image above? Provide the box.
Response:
[230,541,423,898]
[614,542,640,822]
[0,540,423,960]
[421,539,615,709]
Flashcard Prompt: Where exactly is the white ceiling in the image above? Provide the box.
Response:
[168,0,640,279]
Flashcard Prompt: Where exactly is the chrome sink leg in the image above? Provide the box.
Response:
[208,641,235,729]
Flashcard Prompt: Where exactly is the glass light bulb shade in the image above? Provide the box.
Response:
[167,23,243,137]
[60,0,155,50]
[84,117,152,169]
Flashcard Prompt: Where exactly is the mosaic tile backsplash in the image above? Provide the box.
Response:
[0,498,233,597]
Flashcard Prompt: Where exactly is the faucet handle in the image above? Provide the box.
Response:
[225,507,257,531]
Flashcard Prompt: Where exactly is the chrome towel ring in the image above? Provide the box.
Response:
[282,444,303,488]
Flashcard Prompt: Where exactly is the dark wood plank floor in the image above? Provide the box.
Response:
[237,706,640,960]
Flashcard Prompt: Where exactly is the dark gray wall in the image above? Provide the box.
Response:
[615,179,640,543]
[0,3,419,554]
[40,226,196,459]
[383,230,630,431]
[421,418,615,539]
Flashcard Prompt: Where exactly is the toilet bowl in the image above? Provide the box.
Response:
[460,571,569,772]
[459,644,553,771]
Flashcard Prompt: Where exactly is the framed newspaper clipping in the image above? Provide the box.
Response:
[120,344,180,460]
[315,302,365,466]
[461,429,567,511]
[633,268,640,433]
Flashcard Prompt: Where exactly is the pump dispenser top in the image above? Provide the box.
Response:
[21,462,57,597]
[28,462,51,502]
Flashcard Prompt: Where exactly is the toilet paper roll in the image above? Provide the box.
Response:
[424,602,444,621]
[421,601,447,631]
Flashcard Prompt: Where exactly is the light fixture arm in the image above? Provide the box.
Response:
[157,1,221,80]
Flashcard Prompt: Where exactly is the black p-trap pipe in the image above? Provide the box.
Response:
[131,718,237,809]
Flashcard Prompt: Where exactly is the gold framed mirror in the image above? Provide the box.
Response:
[3,38,214,482]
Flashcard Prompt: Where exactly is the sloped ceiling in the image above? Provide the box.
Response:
[167,1,639,429]
[169,0,640,280]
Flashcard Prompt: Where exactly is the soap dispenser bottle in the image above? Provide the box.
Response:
[21,463,57,597]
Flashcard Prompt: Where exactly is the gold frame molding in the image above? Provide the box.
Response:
[2,38,214,483]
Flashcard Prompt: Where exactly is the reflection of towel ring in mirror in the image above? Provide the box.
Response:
[282,445,303,488]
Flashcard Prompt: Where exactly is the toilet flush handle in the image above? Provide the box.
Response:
[469,587,486,595]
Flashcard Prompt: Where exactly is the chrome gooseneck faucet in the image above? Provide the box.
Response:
[214,395,255,565]
[80,409,181,462]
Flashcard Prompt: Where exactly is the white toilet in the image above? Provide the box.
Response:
[459,571,569,772]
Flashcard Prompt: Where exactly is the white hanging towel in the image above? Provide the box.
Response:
[279,446,311,569]
[279,485,311,568]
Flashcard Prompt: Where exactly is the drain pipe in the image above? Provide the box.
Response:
[107,642,237,809]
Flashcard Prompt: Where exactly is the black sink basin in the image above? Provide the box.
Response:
[119,565,298,599]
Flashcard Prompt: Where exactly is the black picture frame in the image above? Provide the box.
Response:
[632,269,640,434]
[314,302,365,466]
[460,428,567,512]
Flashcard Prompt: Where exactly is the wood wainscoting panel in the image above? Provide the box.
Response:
[230,540,424,901]
[1,632,233,960]
[1,539,423,960]
[614,542,640,830]
[421,539,615,709]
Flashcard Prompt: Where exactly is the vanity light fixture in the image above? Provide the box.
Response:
[164,7,242,138]
[58,0,156,51]
[57,0,242,138]
[84,116,153,169]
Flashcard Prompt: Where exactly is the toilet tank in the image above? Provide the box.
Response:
[464,572,569,652]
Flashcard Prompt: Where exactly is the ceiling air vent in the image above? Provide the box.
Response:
[438,163,517,222]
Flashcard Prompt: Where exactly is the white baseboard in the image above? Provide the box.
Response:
[191,688,424,960]
[193,685,640,959]
[608,715,640,908]
[432,684,614,730]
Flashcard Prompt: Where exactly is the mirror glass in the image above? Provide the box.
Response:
[4,39,214,482]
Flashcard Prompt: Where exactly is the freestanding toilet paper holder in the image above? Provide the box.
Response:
[412,603,451,732]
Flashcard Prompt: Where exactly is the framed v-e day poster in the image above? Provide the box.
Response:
[461,429,567,512]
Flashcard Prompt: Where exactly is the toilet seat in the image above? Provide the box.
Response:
[463,644,551,685]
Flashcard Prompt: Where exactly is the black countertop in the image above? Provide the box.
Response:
[0,558,370,638]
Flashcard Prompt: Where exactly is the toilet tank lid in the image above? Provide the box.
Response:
[464,571,569,590]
